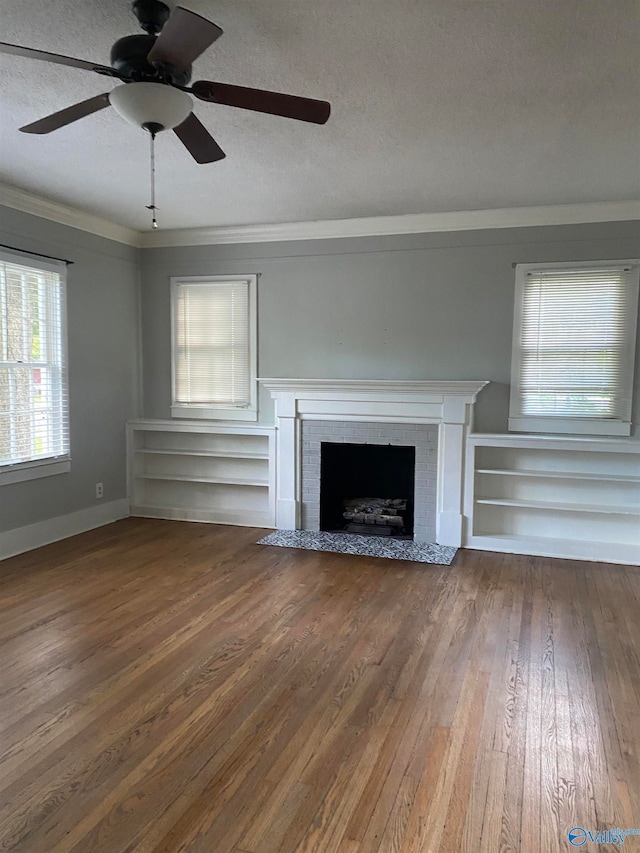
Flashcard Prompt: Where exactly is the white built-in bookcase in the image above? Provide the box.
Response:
[464,433,640,564]
[127,420,276,528]
[127,420,640,564]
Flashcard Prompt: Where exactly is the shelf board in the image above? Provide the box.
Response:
[475,497,640,516]
[136,473,269,487]
[476,468,640,484]
[129,419,274,436]
[465,533,640,565]
[136,449,269,460]
[468,433,640,453]
[130,504,273,528]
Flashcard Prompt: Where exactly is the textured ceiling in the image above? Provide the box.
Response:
[1,0,639,232]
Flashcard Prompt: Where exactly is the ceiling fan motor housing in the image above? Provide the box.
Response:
[110,34,191,86]
[132,0,170,35]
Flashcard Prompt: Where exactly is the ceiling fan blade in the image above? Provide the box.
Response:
[0,41,117,76]
[147,7,223,74]
[173,113,225,163]
[20,93,112,134]
[191,81,331,124]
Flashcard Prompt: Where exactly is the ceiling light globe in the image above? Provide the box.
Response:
[109,82,192,131]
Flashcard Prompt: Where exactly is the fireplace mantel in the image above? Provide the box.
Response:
[259,378,487,393]
[259,378,489,546]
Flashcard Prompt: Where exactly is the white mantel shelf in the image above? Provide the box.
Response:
[259,379,490,393]
[260,378,490,546]
[259,378,488,397]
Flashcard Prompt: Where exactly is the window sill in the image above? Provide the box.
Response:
[508,416,632,437]
[0,458,71,486]
[171,405,258,422]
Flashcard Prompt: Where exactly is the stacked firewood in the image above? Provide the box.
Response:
[342,497,406,528]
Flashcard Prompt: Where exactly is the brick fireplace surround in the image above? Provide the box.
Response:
[301,420,438,541]
[260,380,489,546]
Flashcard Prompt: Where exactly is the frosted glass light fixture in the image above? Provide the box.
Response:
[109,82,192,131]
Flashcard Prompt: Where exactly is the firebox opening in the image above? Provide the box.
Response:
[320,442,416,538]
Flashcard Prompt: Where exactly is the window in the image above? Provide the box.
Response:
[171,275,258,421]
[509,260,639,436]
[0,252,70,484]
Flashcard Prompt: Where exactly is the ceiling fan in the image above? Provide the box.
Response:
[0,0,331,167]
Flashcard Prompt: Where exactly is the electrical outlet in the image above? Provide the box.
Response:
[95,482,104,499]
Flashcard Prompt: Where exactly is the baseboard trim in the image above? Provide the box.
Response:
[1,499,130,561]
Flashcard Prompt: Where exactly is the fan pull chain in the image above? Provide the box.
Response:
[146,130,158,229]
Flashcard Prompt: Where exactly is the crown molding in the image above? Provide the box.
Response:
[139,200,640,248]
[0,184,141,247]
[1,182,638,249]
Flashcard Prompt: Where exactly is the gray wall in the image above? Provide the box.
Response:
[0,206,140,533]
[140,220,640,434]
[2,212,638,537]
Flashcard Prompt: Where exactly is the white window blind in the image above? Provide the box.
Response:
[0,255,69,470]
[510,261,639,435]
[172,276,257,419]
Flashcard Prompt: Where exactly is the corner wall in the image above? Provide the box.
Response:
[0,205,140,547]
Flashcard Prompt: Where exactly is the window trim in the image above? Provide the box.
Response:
[0,458,70,486]
[0,250,70,485]
[170,274,258,422]
[509,259,639,437]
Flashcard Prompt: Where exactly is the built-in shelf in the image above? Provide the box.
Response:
[475,497,640,515]
[476,468,640,484]
[464,433,640,564]
[136,448,269,460]
[464,533,636,566]
[130,504,274,528]
[135,473,269,487]
[127,419,276,528]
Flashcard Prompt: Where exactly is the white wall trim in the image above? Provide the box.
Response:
[139,201,640,248]
[0,183,141,248]
[0,498,130,561]
[2,182,638,249]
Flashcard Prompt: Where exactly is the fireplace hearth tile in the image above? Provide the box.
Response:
[257,530,457,565]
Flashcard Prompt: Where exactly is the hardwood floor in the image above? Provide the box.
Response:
[0,519,638,853]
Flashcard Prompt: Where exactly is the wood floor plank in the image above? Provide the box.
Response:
[459,582,510,851]
[397,725,450,853]
[438,672,489,852]
[0,518,638,853]
[500,559,533,853]
[539,559,561,853]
